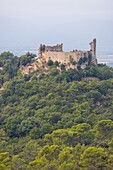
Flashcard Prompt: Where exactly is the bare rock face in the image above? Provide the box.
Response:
[21,61,39,75]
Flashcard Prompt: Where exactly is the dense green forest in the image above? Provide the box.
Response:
[0,51,113,170]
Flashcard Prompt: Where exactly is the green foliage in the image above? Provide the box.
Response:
[0,51,36,85]
[60,64,66,70]
[11,155,26,170]
[0,53,113,169]
[0,152,11,170]
[50,68,59,76]
[95,120,113,147]
[19,52,36,66]
[44,123,94,147]
[47,60,54,66]
[79,147,108,170]
[78,57,88,65]
[54,61,59,66]
[0,51,14,60]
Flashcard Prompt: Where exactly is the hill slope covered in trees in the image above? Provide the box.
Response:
[0,52,113,169]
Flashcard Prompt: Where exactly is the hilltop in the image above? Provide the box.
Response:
[0,50,113,169]
[21,39,97,75]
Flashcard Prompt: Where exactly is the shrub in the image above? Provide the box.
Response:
[48,60,53,66]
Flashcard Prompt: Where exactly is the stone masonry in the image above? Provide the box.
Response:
[38,39,97,69]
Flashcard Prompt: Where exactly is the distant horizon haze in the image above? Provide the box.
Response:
[0,0,113,63]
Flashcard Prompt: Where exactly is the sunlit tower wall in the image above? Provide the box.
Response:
[90,38,97,65]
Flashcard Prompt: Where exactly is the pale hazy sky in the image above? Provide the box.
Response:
[0,0,113,54]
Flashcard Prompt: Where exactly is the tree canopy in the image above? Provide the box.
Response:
[0,51,113,169]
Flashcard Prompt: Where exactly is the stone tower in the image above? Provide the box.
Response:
[90,38,97,64]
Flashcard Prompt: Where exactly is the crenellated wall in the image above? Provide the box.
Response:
[45,44,63,52]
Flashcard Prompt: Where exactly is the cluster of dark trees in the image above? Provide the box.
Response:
[0,52,36,86]
[0,51,113,169]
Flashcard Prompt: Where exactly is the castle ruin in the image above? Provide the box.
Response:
[38,39,97,69]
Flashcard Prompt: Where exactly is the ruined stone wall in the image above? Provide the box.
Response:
[41,51,86,64]
[45,44,63,52]
[38,44,63,55]
[38,39,97,67]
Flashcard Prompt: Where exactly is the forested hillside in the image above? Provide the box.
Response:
[0,52,113,170]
